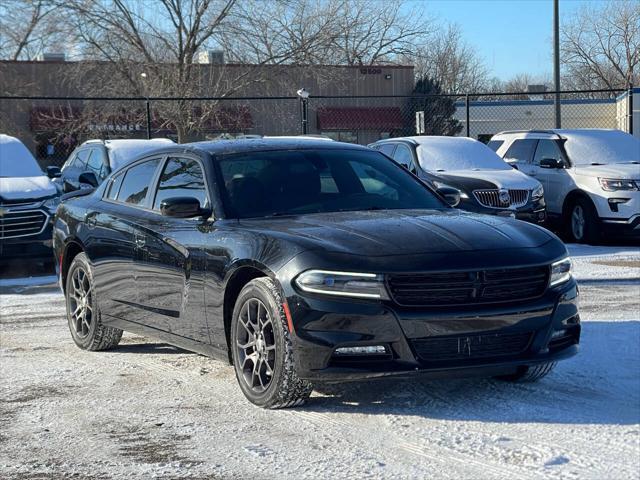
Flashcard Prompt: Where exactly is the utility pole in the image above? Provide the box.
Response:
[553,0,561,128]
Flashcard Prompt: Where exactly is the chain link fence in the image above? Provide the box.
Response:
[0,88,635,168]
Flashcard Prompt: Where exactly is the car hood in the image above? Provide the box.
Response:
[0,176,57,201]
[573,162,640,179]
[435,168,540,191]
[236,209,554,257]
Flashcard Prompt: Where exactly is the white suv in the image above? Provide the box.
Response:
[489,129,639,243]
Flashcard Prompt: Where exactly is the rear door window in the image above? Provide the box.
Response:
[116,159,161,206]
[503,139,538,163]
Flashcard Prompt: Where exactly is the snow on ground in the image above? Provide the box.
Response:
[0,246,639,479]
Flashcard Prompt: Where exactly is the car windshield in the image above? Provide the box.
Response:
[561,130,640,165]
[0,135,44,178]
[217,149,446,218]
[416,138,511,171]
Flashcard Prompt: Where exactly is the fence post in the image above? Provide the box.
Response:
[300,97,309,134]
[465,94,470,138]
[145,100,151,139]
[628,84,634,136]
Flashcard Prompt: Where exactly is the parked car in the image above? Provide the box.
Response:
[0,134,61,264]
[489,129,640,243]
[53,138,579,408]
[369,136,546,224]
[57,138,174,192]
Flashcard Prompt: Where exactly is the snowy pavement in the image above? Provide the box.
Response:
[0,245,639,479]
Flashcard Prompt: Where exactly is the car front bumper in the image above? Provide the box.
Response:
[286,280,579,382]
[600,214,640,239]
[458,198,547,225]
[0,222,55,262]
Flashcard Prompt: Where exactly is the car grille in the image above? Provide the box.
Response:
[412,331,533,362]
[386,266,550,307]
[0,209,48,239]
[473,189,530,209]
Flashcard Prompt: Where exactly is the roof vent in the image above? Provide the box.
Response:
[197,50,225,64]
[36,52,66,62]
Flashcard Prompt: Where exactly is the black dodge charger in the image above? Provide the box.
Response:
[53,138,579,408]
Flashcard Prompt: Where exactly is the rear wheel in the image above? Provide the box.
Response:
[231,277,312,408]
[567,197,600,244]
[65,253,122,351]
[495,362,556,383]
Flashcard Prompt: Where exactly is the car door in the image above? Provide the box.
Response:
[532,139,570,214]
[502,139,539,177]
[133,155,211,342]
[86,169,138,322]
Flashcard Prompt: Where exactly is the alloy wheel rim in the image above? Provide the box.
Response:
[235,298,276,393]
[571,205,585,239]
[68,267,93,338]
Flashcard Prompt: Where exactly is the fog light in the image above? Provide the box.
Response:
[334,345,387,355]
[551,329,567,339]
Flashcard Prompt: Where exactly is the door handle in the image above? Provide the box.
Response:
[135,234,146,248]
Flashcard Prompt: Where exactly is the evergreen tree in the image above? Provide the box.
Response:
[400,77,462,136]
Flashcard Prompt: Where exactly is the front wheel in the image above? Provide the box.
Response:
[65,252,122,351]
[567,197,600,244]
[495,362,556,383]
[231,277,312,408]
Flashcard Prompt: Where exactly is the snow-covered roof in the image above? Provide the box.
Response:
[0,134,44,177]
[93,138,175,170]
[411,136,511,172]
[554,129,640,165]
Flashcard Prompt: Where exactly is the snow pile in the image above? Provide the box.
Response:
[0,134,44,177]
[414,136,512,172]
[558,129,640,165]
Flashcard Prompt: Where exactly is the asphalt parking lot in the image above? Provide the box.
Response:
[1,244,639,479]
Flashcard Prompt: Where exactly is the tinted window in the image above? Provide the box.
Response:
[378,144,396,157]
[106,172,124,200]
[153,157,208,210]
[504,139,538,163]
[487,140,503,152]
[218,149,445,219]
[393,144,416,173]
[86,148,109,180]
[116,159,161,206]
[533,140,564,165]
[74,149,92,169]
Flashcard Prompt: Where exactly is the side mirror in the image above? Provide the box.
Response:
[78,171,99,188]
[539,158,564,169]
[436,186,461,207]
[46,166,61,178]
[160,196,207,218]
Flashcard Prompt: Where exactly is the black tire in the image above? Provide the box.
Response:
[566,197,600,244]
[230,277,312,408]
[495,362,556,383]
[65,252,122,351]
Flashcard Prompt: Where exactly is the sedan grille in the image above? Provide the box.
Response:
[473,189,530,209]
[412,331,533,362]
[387,266,549,307]
[0,209,48,239]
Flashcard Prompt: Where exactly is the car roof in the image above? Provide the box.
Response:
[491,128,624,141]
[184,138,367,155]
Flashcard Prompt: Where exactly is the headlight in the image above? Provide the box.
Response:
[549,257,572,287]
[294,270,389,300]
[531,184,544,200]
[598,178,639,191]
[433,181,469,199]
[42,196,61,212]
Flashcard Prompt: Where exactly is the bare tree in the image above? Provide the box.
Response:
[0,0,68,60]
[411,23,488,94]
[562,0,639,90]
